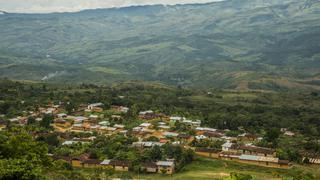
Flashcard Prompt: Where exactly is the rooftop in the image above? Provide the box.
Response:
[156,161,174,167]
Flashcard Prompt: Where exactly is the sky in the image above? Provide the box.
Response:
[0,0,224,13]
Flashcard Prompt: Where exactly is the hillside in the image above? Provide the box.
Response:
[1,79,320,179]
[0,0,320,91]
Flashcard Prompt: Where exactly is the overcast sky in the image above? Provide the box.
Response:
[0,0,224,13]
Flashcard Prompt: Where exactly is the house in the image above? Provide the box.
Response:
[158,122,166,125]
[182,119,201,127]
[73,116,88,124]
[195,148,221,158]
[119,130,128,135]
[9,117,19,123]
[301,152,320,164]
[111,106,129,113]
[203,131,223,140]
[110,160,130,171]
[177,134,193,144]
[90,125,101,131]
[62,140,90,146]
[89,114,99,120]
[87,103,104,110]
[132,141,164,148]
[98,126,117,134]
[221,141,237,152]
[304,157,320,164]
[87,103,104,112]
[237,155,290,169]
[131,128,155,139]
[71,123,84,131]
[158,125,170,130]
[114,124,125,129]
[139,123,153,129]
[139,110,166,120]
[82,159,102,168]
[57,113,67,118]
[191,120,201,127]
[284,131,295,136]
[35,118,43,122]
[119,106,129,113]
[219,151,243,161]
[278,160,291,168]
[139,110,154,116]
[42,108,56,115]
[195,134,207,140]
[48,106,60,114]
[82,123,91,131]
[238,145,276,157]
[71,156,87,167]
[133,126,143,132]
[73,136,96,142]
[132,131,152,139]
[169,116,185,122]
[221,136,238,142]
[98,121,110,126]
[159,139,169,143]
[141,162,158,173]
[54,119,71,128]
[156,161,175,174]
[163,132,179,138]
[237,133,258,142]
[100,159,113,169]
[195,127,217,134]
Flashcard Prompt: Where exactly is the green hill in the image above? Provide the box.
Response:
[0,0,320,91]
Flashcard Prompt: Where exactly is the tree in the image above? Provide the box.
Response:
[0,128,50,179]
[144,136,159,142]
[27,116,36,125]
[65,102,75,114]
[40,114,53,128]
[0,158,43,180]
[149,146,162,161]
[36,134,60,147]
[264,128,280,147]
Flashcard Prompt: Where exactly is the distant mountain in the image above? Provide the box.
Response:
[0,0,319,91]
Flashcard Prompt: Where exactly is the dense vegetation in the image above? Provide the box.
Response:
[1,79,320,154]
[1,79,320,178]
[0,0,320,91]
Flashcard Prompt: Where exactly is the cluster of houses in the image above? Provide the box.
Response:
[138,110,167,120]
[2,101,320,174]
[54,155,175,174]
[220,142,290,168]
[52,104,129,135]
[194,128,291,169]
[195,143,290,169]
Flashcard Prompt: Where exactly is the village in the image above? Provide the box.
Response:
[0,101,319,175]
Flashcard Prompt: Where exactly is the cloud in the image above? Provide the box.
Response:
[0,0,224,13]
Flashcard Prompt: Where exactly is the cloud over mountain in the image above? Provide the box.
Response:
[0,0,224,13]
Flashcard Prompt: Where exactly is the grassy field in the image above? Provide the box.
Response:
[133,157,284,180]
[81,157,319,180]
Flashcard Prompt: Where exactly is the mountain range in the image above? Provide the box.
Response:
[0,0,320,91]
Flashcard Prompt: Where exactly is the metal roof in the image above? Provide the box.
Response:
[100,159,111,165]
[156,161,174,166]
[239,154,259,161]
